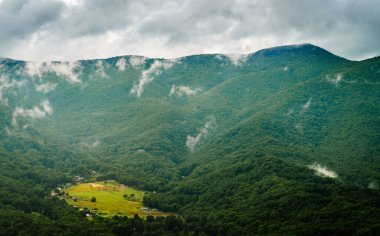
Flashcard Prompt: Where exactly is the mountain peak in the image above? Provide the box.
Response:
[251,43,333,57]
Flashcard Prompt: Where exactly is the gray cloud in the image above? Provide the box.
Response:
[0,0,379,61]
[0,0,64,44]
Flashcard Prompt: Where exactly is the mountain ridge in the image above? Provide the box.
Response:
[0,43,369,63]
[0,43,379,234]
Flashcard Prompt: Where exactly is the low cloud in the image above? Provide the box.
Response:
[81,140,101,148]
[215,54,224,61]
[92,140,100,147]
[186,117,215,152]
[130,59,177,97]
[25,61,82,83]
[215,53,249,66]
[0,75,26,105]
[368,182,378,190]
[294,123,303,134]
[116,58,126,71]
[12,99,53,126]
[129,56,146,67]
[308,163,338,178]
[41,100,53,115]
[225,54,249,66]
[35,82,57,93]
[301,98,312,111]
[285,108,294,116]
[169,85,202,97]
[95,60,107,78]
[326,74,343,86]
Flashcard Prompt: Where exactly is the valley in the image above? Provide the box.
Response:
[0,44,379,235]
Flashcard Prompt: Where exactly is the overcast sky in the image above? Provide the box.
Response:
[0,0,379,61]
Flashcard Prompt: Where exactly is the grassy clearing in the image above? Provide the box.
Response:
[64,181,171,217]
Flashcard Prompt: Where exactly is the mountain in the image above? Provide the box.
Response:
[0,44,379,235]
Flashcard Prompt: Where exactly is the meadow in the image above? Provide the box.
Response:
[65,181,170,217]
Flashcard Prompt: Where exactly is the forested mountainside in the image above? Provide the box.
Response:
[0,44,379,235]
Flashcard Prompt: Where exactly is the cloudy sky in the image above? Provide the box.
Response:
[0,0,379,61]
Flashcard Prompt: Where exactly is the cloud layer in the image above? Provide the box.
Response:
[0,0,379,61]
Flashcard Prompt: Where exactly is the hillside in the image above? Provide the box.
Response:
[0,44,379,234]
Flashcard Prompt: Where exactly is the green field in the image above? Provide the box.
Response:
[64,181,170,217]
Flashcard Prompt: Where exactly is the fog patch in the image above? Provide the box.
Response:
[169,85,202,97]
[186,117,216,152]
[25,61,82,83]
[95,61,108,78]
[41,100,53,115]
[0,76,26,105]
[326,74,343,86]
[12,100,53,126]
[35,82,57,94]
[302,98,312,111]
[368,182,378,190]
[25,61,44,78]
[294,123,303,134]
[308,163,338,178]
[92,140,100,147]
[116,58,126,71]
[81,140,101,148]
[225,54,249,66]
[4,127,15,136]
[129,56,146,67]
[130,59,177,97]
[215,54,224,61]
[285,108,294,116]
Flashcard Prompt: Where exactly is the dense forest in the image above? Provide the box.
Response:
[0,44,379,235]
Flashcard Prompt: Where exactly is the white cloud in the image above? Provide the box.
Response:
[308,163,338,178]
[285,108,294,116]
[0,75,26,105]
[116,57,126,71]
[92,140,100,147]
[95,60,107,78]
[225,53,249,66]
[368,182,378,190]
[129,56,146,67]
[326,74,343,86]
[169,85,202,97]
[215,54,224,61]
[283,66,288,71]
[12,99,53,126]
[302,98,312,111]
[25,61,44,78]
[25,61,82,83]
[35,82,57,93]
[130,59,177,97]
[186,117,215,152]
[60,0,84,6]
[81,139,100,148]
[41,100,53,115]
[294,123,303,134]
